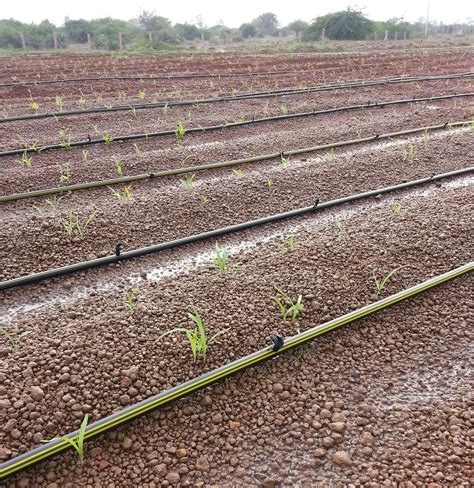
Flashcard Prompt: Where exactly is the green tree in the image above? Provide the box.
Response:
[252,12,279,36]
[240,23,257,38]
[174,23,201,41]
[304,8,373,41]
[287,20,308,35]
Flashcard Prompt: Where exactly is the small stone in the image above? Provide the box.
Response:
[122,437,133,449]
[98,459,109,470]
[229,420,241,430]
[153,463,167,477]
[119,394,131,406]
[314,448,327,457]
[262,477,278,488]
[332,451,352,466]
[166,471,180,484]
[322,437,335,448]
[30,386,44,401]
[329,422,346,433]
[273,383,284,393]
[212,413,223,424]
[447,454,461,464]
[319,409,332,420]
[360,432,374,446]
[66,311,77,320]
[196,456,210,472]
[176,448,187,459]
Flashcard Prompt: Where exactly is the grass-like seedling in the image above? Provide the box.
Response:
[59,165,72,184]
[45,195,66,215]
[280,105,288,116]
[63,209,97,239]
[162,102,169,115]
[113,157,123,176]
[266,178,273,187]
[175,121,186,144]
[18,152,32,168]
[55,95,63,111]
[0,325,31,351]
[42,414,89,464]
[212,245,229,271]
[373,266,404,296]
[30,101,40,114]
[401,142,415,162]
[138,89,146,100]
[232,169,244,178]
[133,143,141,155]
[181,173,196,189]
[280,154,292,167]
[108,185,133,202]
[58,128,72,149]
[125,287,139,310]
[156,309,228,362]
[82,150,89,162]
[102,133,112,145]
[282,235,296,252]
[273,288,304,322]
[392,203,402,215]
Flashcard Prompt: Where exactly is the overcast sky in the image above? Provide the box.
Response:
[1,0,472,27]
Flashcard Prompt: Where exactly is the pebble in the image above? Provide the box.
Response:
[332,451,352,466]
[30,386,45,401]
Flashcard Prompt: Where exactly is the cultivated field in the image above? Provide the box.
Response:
[0,46,473,486]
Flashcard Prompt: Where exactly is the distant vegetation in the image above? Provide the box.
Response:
[0,8,471,50]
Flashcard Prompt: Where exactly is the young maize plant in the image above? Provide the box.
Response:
[273,288,304,322]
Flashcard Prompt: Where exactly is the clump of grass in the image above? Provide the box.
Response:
[17,151,32,168]
[55,95,63,111]
[212,245,229,271]
[63,209,96,239]
[266,178,273,187]
[0,325,31,351]
[373,266,404,296]
[156,309,228,362]
[392,203,402,215]
[273,288,304,322]
[108,185,133,202]
[175,121,186,144]
[102,133,112,145]
[42,414,89,464]
[113,157,123,176]
[59,165,72,184]
[125,287,139,310]
[138,89,146,100]
[232,169,244,178]
[280,154,292,167]
[282,235,296,253]
[181,173,196,189]
[401,142,415,162]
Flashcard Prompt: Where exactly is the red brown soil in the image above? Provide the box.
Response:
[0,45,472,487]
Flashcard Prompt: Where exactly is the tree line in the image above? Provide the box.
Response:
[0,9,471,50]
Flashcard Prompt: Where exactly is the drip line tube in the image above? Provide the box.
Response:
[1,71,472,123]
[1,92,472,158]
[0,166,471,292]
[0,119,471,203]
[0,261,471,480]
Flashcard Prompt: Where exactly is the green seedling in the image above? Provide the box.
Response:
[162,103,169,115]
[32,205,45,216]
[272,288,304,322]
[82,150,89,161]
[42,414,88,464]
[63,209,96,239]
[392,203,402,215]
[280,154,292,167]
[118,90,126,101]
[401,142,415,162]
[212,245,229,271]
[181,173,196,189]
[18,152,32,168]
[373,266,404,296]
[0,325,31,351]
[201,195,208,204]
[280,105,288,116]
[102,133,112,144]
[108,185,133,202]
[133,143,141,155]
[125,287,139,310]
[59,165,72,184]
[58,128,72,149]
[55,95,63,111]
[30,101,40,114]
[232,169,244,178]
[113,157,123,176]
[266,178,273,187]
[282,235,296,252]
[156,309,228,362]
[175,121,186,144]
[138,89,146,100]
[327,148,336,161]
[423,128,430,142]
[335,219,344,232]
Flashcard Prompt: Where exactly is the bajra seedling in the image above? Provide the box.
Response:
[373,266,404,296]
[181,173,196,189]
[232,169,244,178]
[156,309,228,362]
[18,152,32,168]
[0,325,31,351]
[113,157,123,176]
[212,245,229,271]
[392,203,402,215]
[59,165,72,184]
[125,287,139,310]
[43,414,88,464]
[175,121,186,144]
[273,288,304,322]
[63,209,96,239]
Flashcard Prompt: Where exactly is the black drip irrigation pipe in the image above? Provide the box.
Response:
[1,166,471,292]
[0,69,300,87]
[1,71,472,124]
[1,119,471,204]
[1,92,472,158]
[0,261,472,480]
